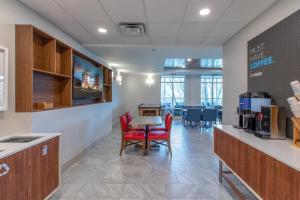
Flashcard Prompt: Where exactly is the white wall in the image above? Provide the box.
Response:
[223,0,300,125]
[124,74,160,116]
[112,72,127,125]
[185,75,201,106]
[0,24,32,136]
[0,0,121,165]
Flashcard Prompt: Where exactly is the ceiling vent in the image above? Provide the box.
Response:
[118,23,147,37]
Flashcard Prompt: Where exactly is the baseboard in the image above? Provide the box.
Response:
[61,134,106,172]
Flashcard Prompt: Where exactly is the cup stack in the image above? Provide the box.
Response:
[288,80,300,117]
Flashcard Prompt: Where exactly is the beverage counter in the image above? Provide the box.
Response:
[214,125,300,200]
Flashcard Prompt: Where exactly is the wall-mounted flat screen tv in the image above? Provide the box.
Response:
[73,55,103,99]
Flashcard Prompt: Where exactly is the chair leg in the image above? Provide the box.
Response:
[120,140,124,156]
[167,139,172,156]
[124,141,128,150]
[142,139,146,154]
[147,140,151,154]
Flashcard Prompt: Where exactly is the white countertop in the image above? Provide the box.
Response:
[0,133,61,159]
[215,125,300,172]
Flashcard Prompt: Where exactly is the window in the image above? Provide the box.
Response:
[201,58,223,68]
[164,58,223,68]
[161,76,185,109]
[200,75,223,107]
[164,58,185,68]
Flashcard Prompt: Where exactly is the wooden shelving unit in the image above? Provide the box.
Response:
[102,66,112,102]
[16,25,112,112]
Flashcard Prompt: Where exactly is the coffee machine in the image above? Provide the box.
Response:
[233,92,252,129]
[254,105,286,139]
[247,92,272,133]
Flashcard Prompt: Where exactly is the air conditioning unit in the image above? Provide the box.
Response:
[118,23,147,37]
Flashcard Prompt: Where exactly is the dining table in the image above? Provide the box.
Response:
[129,116,162,154]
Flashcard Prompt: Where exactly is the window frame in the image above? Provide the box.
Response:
[200,75,223,107]
[160,75,185,109]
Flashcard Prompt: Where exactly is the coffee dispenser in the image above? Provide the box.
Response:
[248,92,272,133]
[254,105,286,139]
[234,92,252,129]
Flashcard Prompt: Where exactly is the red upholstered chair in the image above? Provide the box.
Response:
[125,111,145,131]
[147,114,173,155]
[125,111,134,122]
[150,112,171,131]
[119,114,145,156]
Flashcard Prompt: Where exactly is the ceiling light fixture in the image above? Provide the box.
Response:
[199,8,210,16]
[116,70,122,85]
[108,63,120,67]
[187,58,192,62]
[98,27,107,34]
[145,74,154,87]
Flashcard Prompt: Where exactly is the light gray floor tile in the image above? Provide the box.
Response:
[51,120,259,200]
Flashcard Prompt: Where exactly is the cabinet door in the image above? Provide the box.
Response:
[41,137,59,198]
[15,150,29,200]
[27,143,43,200]
[28,137,59,200]
[0,155,16,200]
[0,150,29,200]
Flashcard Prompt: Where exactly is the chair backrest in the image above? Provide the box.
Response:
[214,105,222,110]
[182,105,193,109]
[119,114,128,132]
[125,111,134,122]
[164,112,171,127]
[202,109,218,121]
[193,106,206,109]
[186,108,202,121]
[166,114,173,132]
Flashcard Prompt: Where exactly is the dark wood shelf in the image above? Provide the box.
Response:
[33,68,71,78]
[103,84,112,87]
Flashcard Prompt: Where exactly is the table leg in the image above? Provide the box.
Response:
[145,125,149,155]
[219,160,223,183]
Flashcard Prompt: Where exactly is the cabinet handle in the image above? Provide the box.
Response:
[42,145,48,156]
[0,163,10,177]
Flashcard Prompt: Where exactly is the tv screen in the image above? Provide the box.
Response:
[73,55,103,99]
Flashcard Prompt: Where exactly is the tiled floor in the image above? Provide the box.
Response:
[50,121,256,200]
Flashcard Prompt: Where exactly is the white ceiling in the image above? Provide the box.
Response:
[19,0,278,73]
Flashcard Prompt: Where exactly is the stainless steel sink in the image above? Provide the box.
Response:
[0,136,41,143]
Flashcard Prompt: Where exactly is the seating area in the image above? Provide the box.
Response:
[119,111,173,155]
[182,107,220,128]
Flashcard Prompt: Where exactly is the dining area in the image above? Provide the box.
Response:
[119,111,173,156]
[181,106,221,129]
[161,104,222,129]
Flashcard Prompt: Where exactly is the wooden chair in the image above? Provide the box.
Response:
[150,112,171,131]
[147,114,173,155]
[125,111,145,131]
[119,114,146,156]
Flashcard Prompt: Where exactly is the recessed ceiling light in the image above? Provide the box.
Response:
[108,63,120,67]
[98,28,107,34]
[199,8,210,16]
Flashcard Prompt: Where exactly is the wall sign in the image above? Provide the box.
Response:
[248,10,300,138]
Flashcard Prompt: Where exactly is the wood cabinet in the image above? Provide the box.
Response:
[28,137,59,200]
[0,149,28,200]
[0,137,59,200]
[214,128,300,200]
